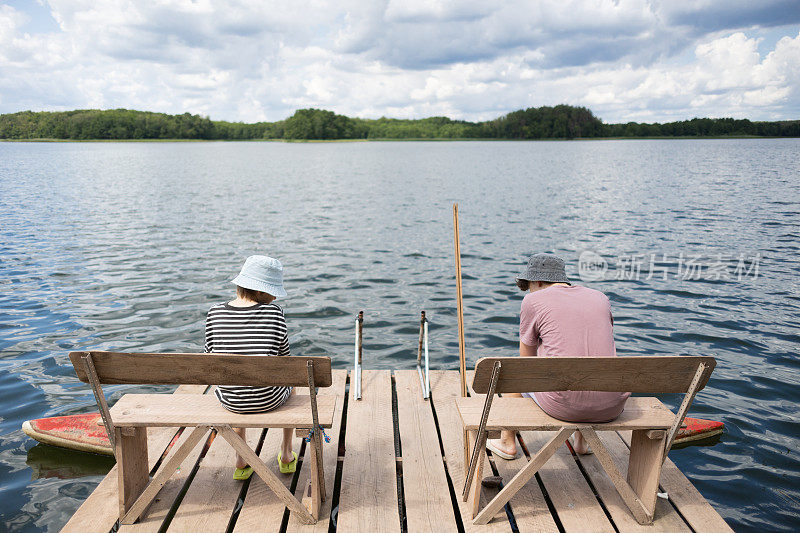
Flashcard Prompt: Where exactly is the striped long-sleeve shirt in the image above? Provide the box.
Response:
[204,302,292,413]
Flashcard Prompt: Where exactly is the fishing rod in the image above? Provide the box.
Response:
[453,203,470,469]
[453,203,467,398]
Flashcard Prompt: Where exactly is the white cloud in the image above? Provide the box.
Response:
[0,1,798,122]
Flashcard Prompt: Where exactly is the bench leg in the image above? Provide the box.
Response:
[120,426,210,524]
[473,427,571,525]
[579,427,653,525]
[627,429,666,519]
[217,426,316,524]
[465,430,484,517]
[302,435,322,520]
[115,427,149,519]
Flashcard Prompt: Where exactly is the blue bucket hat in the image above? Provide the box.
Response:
[231,255,287,298]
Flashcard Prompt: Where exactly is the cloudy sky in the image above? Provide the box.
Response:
[1,1,799,123]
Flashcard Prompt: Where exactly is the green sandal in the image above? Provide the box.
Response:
[233,466,253,480]
[278,451,298,474]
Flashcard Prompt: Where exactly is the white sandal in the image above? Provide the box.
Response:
[568,435,593,455]
[486,438,517,460]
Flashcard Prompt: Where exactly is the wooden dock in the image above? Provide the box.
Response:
[62,370,733,532]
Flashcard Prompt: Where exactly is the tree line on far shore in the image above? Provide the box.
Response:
[1,106,798,141]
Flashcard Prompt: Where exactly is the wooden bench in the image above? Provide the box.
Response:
[68,351,337,525]
[456,355,716,526]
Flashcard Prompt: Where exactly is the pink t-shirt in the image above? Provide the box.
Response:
[519,285,630,422]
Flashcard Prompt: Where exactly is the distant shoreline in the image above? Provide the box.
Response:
[3,107,798,141]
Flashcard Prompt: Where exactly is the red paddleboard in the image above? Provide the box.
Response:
[22,413,113,456]
[674,417,724,445]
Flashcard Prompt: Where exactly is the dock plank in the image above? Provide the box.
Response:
[574,430,690,532]
[61,385,207,533]
[521,430,615,533]
[618,431,734,532]
[395,370,459,532]
[166,427,260,531]
[429,370,511,532]
[337,370,401,532]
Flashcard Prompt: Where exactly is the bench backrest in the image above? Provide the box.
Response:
[69,351,333,388]
[471,356,715,394]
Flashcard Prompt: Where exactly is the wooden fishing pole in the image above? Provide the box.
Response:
[453,203,469,470]
[453,203,467,398]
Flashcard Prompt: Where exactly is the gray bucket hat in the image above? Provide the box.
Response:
[516,253,571,285]
[231,255,287,298]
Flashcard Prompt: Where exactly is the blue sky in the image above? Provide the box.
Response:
[1,1,799,123]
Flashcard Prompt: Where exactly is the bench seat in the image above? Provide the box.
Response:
[456,396,674,431]
[110,394,337,429]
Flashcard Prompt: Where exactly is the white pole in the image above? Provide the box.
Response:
[354,317,361,400]
[424,319,430,398]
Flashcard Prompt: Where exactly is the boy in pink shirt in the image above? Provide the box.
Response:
[487,254,630,458]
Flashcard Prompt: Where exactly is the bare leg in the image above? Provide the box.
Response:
[280,428,294,463]
[280,388,295,463]
[488,392,523,457]
[234,427,248,469]
[571,431,591,454]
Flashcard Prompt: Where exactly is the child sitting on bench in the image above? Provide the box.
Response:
[204,255,297,480]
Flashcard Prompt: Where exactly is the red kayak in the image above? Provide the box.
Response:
[22,413,113,456]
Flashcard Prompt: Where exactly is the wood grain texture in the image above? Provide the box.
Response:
[664,363,706,457]
[618,431,734,532]
[69,351,332,387]
[394,370,459,532]
[219,426,314,523]
[115,427,149,517]
[119,426,212,532]
[429,370,511,532]
[521,430,615,533]
[233,423,306,532]
[457,396,675,431]
[474,428,572,525]
[573,430,690,532]
[336,370,401,532]
[472,356,716,394]
[579,427,651,524]
[61,384,207,533]
[285,369,347,532]
[465,429,484,516]
[166,427,263,531]
[489,437,560,533]
[627,429,666,516]
[110,394,336,428]
[304,438,322,519]
[468,386,559,533]
[120,425,211,524]
[62,372,731,533]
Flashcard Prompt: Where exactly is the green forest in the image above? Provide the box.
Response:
[1,106,798,140]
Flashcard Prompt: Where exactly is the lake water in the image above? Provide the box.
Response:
[0,139,798,531]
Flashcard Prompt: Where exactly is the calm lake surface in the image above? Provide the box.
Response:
[0,140,798,531]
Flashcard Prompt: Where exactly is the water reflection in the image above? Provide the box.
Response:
[26,445,115,481]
